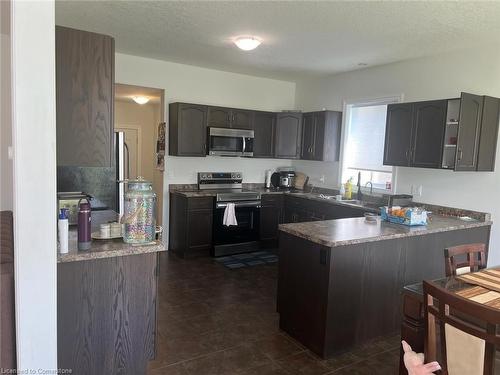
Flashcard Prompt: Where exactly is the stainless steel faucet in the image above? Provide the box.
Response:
[365,181,373,195]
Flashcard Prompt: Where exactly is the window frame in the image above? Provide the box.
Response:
[338,95,404,194]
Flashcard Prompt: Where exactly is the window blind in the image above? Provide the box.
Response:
[344,104,392,173]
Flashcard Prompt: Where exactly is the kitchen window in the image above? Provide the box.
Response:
[340,98,399,192]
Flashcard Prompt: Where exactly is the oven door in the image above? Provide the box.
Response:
[213,201,260,247]
[208,127,254,157]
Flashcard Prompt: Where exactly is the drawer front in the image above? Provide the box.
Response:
[262,194,284,207]
[188,197,214,210]
[284,195,304,210]
[402,293,424,322]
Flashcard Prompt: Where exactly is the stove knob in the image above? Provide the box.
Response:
[236,173,241,179]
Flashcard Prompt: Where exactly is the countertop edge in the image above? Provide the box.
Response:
[57,244,166,263]
[279,220,493,248]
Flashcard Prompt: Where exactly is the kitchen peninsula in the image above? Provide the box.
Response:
[277,208,492,358]
[57,232,165,375]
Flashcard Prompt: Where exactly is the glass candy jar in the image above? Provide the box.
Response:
[123,177,156,244]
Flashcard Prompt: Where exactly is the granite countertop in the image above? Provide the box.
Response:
[171,187,380,213]
[57,230,165,263]
[278,215,492,248]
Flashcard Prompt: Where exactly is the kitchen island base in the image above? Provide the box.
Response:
[277,224,491,358]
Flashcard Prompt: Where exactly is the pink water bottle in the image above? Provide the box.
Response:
[77,199,91,251]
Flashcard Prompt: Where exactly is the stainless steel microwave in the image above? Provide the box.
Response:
[208,127,254,157]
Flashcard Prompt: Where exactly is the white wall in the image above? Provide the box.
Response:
[11,0,58,371]
[294,46,500,265]
[1,0,13,210]
[114,53,296,235]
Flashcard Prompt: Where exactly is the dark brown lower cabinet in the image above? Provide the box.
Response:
[58,253,158,375]
[278,225,491,358]
[169,194,213,257]
[260,194,284,247]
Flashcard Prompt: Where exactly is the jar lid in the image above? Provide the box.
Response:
[127,176,152,184]
[127,176,153,191]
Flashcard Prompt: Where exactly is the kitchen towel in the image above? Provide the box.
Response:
[223,203,238,226]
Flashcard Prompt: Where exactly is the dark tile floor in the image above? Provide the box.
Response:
[148,252,401,375]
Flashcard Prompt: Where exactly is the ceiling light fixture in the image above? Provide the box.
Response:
[132,96,150,105]
[234,36,262,51]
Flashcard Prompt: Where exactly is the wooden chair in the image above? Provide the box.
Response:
[423,279,500,375]
[444,243,487,277]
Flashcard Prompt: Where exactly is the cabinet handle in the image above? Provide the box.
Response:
[457,148,463,161]
[405,149,412,161]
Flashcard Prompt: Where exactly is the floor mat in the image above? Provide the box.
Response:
[214,251,278,269]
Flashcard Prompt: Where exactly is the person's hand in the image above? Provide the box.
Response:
[402,340,441,375]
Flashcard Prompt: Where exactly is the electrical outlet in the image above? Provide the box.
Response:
[319,175,325,183]
[417,185,423,197]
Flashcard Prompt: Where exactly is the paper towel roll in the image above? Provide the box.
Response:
[265,170,272,188]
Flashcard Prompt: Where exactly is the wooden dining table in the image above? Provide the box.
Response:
[399,269,500,375]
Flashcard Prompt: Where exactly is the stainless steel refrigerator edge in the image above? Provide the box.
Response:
[116,131,130,221]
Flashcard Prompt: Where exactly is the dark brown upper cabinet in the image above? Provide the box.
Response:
[207,107,254,129]
[56,26,114,167]
[301,110,342,161]
[383,103,414,167]
[301,113,315,160]
[169,103,208,157]
[232,109,254,130]
[275,112,303,159]
[384,100,447,169]
[207,106,231,128]
[384,93,500,171]
[253,111,276,158]
[455,93,500,171]
[411,100,447,168]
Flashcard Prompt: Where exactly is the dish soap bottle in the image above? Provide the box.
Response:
[345,178,353,199]
[339,183,346,199]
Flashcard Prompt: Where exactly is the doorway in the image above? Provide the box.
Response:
[115,83,165,226]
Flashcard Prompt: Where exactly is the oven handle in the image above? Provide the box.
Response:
[216,201,261,209]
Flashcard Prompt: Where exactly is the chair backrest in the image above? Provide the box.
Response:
[423,280,500,375]
[0,211,14,264]
[444,243,487,277]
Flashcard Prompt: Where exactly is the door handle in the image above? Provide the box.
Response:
[457,148,463,161]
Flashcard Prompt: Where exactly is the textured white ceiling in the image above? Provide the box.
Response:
[55,1,500,81]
